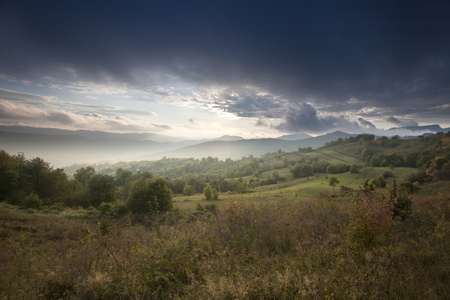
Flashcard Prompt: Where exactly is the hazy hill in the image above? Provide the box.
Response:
[277,133,312,140]
[0,127,248,167]
[0,125,182,142]
[0,127,353,167]
[149,131,354,161]
[0,131,179,167]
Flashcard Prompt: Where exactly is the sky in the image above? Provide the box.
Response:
[0,0,449,139]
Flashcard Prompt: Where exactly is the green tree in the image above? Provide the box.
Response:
[329,177,340,193]
[183,185,194,196]
[350,164,359,174]
[87,174,116,208]
[204,184,213,200]
[127,178,173,213]
[74,166,96,186]
[0,150,18,202]
[115,168,133,186]
[21,157,68,204]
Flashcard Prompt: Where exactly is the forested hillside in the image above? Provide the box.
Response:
[2,132,450,209]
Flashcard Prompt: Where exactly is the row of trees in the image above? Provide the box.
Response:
[290,161,357,178]
[0,149,254,212]
[0,150,173,213]
[357,133,450,169]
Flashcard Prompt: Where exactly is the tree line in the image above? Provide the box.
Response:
[0,150,172,213]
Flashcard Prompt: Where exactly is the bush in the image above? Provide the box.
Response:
[326,164,350,174]
[204,185,212,200]
[372,175,386,188]
[22,193,42,209]
[390,178,412,220]
[347,188,394,249]
[183,185,194,196]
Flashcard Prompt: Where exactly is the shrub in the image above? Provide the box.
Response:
[326,164,350,174]
[204,185,212,200]
[212,188,219,200]
[183,185,194,196]
[390,178,412,220]
[22,193,42,209]
[350,164,359,173]
[347,187,394,249]
[382,170,394,179]
[372,175,386,188]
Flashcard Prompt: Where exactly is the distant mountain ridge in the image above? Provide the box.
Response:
[277,133,312,140]
[0,125,182,142]
[0,126,353,167]
[140,131,355,161]
[388,124,450,133]
[1,125,447,168]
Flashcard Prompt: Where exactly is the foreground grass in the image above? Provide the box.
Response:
[1,183,449,299]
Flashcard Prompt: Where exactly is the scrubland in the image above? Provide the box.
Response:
[1,181,448,299]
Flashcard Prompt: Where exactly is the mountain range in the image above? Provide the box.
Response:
[0,125,447,168]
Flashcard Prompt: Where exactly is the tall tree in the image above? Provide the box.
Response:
[0,150,18,201]
[74,166,96,186]
[87,174,116,207]
[329,177,340,194]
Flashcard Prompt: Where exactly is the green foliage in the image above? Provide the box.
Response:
[426,156,450,180]
[390,178,412,220]
[350,164,359,173]
[115,168,133,186]
[290,162,313,178]
[372,175,386,188]
[328,177,340,194]
[98,201,127,217]
[326,163,350,174]
[74,166,96,186]
[311,160,329,173]
[87,174,116,208]
[0,150,18,202]
[127,178,173,213]
[183,184,194,196]
[204,184,213,200]
[21,193,42,209]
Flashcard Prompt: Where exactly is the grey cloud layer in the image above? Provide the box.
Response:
[0,0,449,131]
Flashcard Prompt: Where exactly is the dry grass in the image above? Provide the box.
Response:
[1,182,449,299]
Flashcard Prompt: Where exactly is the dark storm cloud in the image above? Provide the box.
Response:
[213,86,286,118]
[277,103,362,133]
[1,0,449,124]
[277,103,386,134]
[386,117,419,127]
[358,118,376,130]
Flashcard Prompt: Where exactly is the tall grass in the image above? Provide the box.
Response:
[1,187,449,299]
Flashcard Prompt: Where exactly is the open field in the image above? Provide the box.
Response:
[173,166,417,210]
